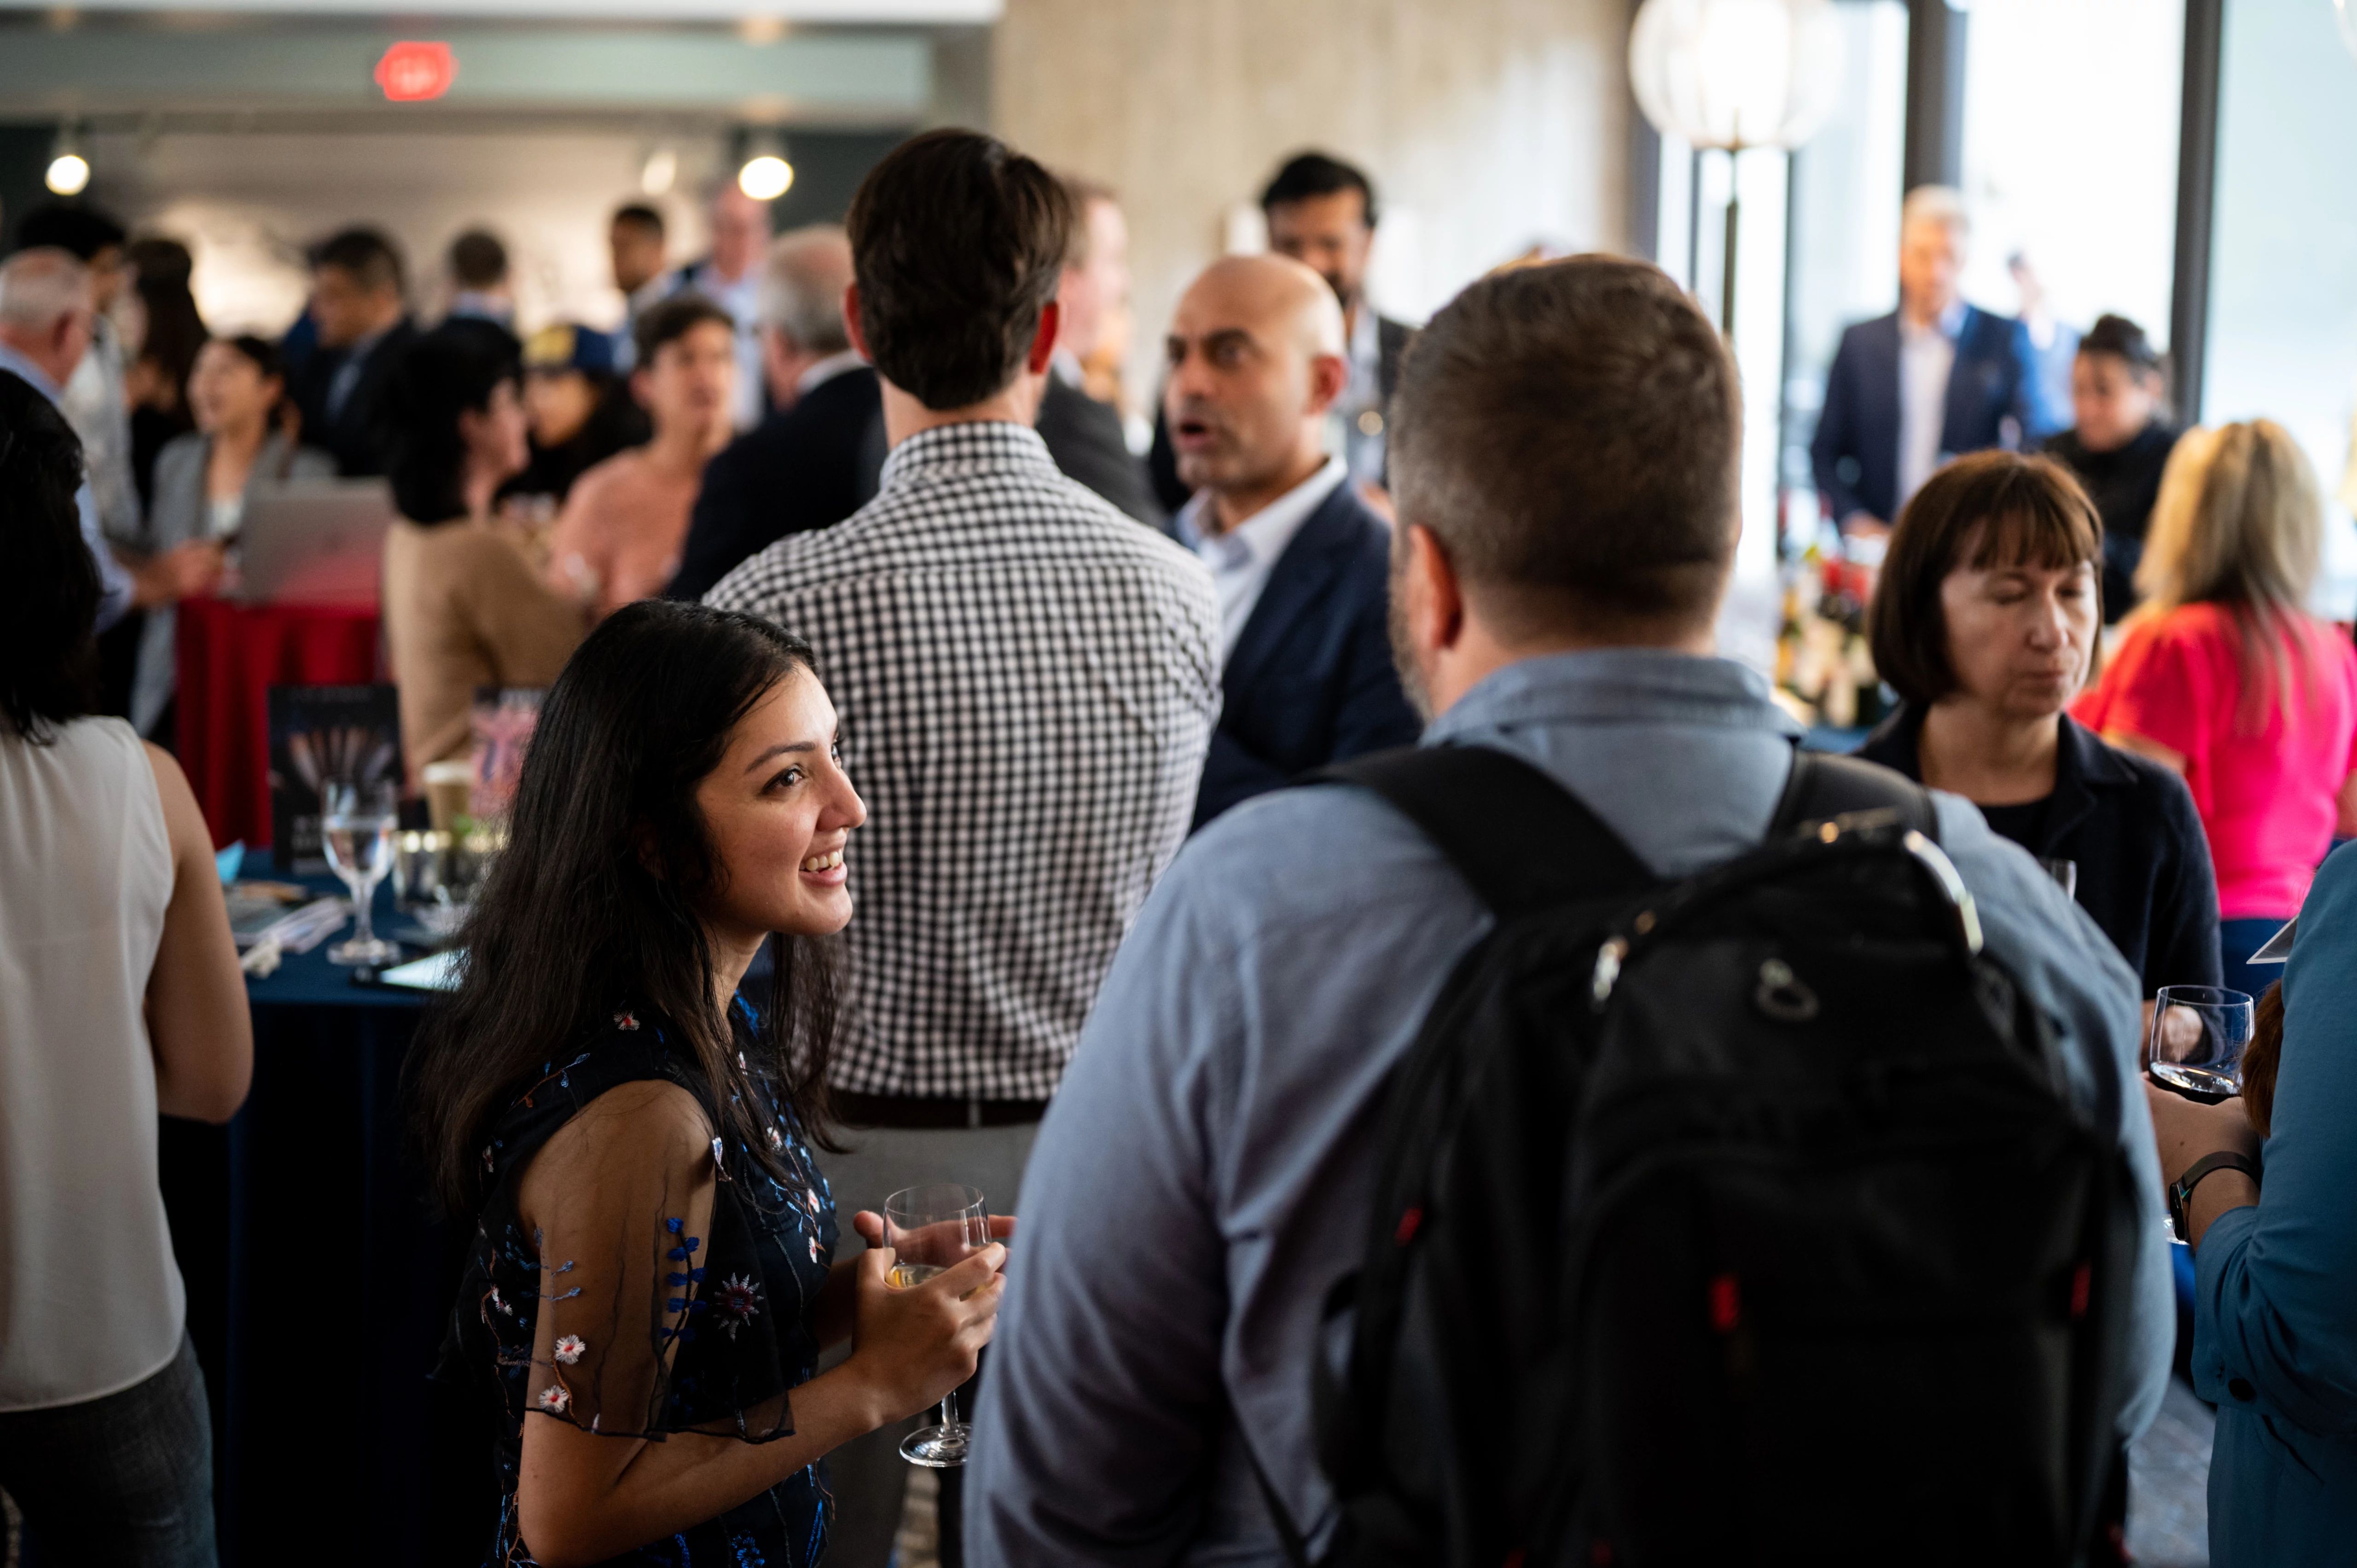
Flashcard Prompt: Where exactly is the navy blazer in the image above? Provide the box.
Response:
[666,366,885,602]
[1809,305,2046,526]
[1858,706,2220,996]
[1184,482,1421,828]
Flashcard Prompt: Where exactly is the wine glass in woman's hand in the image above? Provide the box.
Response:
[882,1184,997,1468]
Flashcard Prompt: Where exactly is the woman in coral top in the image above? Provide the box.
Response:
[2074,418,2357,995]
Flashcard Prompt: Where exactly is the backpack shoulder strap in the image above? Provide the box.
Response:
[1313,745,1656,918]
[1769,749,1941,842]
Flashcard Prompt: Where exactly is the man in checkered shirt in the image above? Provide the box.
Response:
[705,128,1220,1564]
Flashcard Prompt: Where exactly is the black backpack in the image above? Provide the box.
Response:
[1262,744,2137,1568]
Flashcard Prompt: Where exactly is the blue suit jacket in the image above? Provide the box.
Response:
[1183,483,1422,828]
[1809,305,2055,525]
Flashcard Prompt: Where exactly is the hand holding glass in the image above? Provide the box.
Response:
[2148,984,2253,1103]
[322,779,401,966]
[882,1183,991,1468]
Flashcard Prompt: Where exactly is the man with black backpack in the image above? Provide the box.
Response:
[966,257,2173,1568]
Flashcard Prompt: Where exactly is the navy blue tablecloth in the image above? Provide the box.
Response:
[160,876,493,1567]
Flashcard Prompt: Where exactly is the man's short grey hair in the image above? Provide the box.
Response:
[758,224,854,354]
[0,248,93,331]
[1901,184,1970,241]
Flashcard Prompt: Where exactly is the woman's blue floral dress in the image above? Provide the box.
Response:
[442,996,837,1567]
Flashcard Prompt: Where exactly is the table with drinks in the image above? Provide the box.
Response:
[164,790,497,1566]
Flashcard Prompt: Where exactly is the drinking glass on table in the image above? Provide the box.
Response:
[883,1182,991,1468]
[2148,984,2254,1103]
[322,779,401,966]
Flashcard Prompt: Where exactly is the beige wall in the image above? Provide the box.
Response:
[995,0,1631,414]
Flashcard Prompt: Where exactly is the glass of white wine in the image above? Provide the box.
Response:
[882,1182,990,1468]
[2148,984,2254,1104]
[322,779,401,967]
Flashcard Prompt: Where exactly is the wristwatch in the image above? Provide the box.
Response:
[2169,1151,2261,1242]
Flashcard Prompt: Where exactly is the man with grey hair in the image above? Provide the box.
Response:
[0,248,220,633]
[1810,183,2053,539]
[664,223,884,599]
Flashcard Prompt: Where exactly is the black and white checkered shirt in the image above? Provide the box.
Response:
[706,421,1221,1100]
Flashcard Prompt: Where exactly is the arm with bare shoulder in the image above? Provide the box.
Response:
[141,742,253,1123]
[511,1078,1004,1568]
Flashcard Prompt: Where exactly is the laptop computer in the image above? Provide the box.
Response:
[236,480,396,609]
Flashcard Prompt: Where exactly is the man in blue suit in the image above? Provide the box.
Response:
[1163,253,1420,827]
[1810,186,2055,538]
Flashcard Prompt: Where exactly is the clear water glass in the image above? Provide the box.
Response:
[883,1183,990,1469]
[2148,984,2254,1103]
[322,779,401,966]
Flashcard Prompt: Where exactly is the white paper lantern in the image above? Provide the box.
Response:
[1629,0,1847,152]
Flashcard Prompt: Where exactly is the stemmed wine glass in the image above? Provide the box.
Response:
[883,1183,991,1468]
[322,779,401,966]
[2148,984,2254,1104]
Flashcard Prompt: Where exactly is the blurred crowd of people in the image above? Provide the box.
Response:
[4,125,2357,1568]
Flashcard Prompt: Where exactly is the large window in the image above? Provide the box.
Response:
[1957,0,2183,354]
[2204,0,2357,611]
[1779,0,1910,559]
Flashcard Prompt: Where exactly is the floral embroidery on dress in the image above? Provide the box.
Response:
[455,1001,835,1567]
[712,1274,764,1339]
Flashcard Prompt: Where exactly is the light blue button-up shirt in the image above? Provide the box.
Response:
[0,340,133,632]
[967,647,2173,1567]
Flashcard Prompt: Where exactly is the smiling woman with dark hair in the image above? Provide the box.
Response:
[1861,450,2220,999]
[408,600,1003,1568]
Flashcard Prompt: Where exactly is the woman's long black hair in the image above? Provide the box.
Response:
[406,600,841,1215]
[0,370,99,741]
[381,319,518,526]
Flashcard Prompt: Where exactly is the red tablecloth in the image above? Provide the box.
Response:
[177,596,383,849]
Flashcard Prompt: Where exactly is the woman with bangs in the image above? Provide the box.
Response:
[1863,450,2221,999]
[2073,420,2357,997]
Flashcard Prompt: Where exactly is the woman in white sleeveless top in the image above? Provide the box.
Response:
[0,371,251,1566]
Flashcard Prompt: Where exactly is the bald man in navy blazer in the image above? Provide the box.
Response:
[1161,253,1420,829]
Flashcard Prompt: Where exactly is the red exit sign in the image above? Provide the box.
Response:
[375,41,456,103]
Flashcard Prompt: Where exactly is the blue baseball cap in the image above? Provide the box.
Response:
[522,321,617,377]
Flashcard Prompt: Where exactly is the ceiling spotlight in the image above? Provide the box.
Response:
[640,145,678,197]
[45,122,88,196]
[737,131,793,201]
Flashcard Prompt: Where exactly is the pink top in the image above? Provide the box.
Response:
[2073,603,2357,918]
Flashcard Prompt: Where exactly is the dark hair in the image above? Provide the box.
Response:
[1260,151,1379,227]
[129,237,208,400]
[309,226,406,297]
[633,290,734,370]
[381,322,519,525]
[17,202,128,261]
[2080,313,2161,376]
[1867,451,2104,706]
[2244,980,2283,1138]
[448,228,509,289]
[0,372,99,741]
[405,601,841,1214]
[1389,257,1739,639]
[612,203,667,238]
[845,128,1074,410]
[216,332,287,385]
